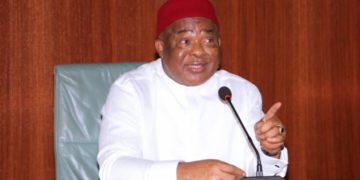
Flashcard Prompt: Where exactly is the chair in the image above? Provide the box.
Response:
[54,62,146,180]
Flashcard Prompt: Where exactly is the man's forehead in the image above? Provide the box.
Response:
[169,17,217,33]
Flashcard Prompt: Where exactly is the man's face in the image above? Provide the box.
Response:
[155,17,221,86]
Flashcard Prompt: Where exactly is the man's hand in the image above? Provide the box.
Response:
[255,102,286,158]
[177,160,246,180]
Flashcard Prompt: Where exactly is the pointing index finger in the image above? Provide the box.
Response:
[263,102,282,122]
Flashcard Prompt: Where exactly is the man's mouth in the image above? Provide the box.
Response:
[188,64,203,68]
[186,64,205,72]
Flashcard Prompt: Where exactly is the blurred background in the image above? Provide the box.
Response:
[0,0,359,179]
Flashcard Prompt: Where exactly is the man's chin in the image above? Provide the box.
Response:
[180,72,216,86]
[181,78,208,86]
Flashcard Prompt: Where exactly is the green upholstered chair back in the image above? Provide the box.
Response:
[54,62,146,180]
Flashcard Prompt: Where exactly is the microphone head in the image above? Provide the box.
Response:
[218,86,232,100]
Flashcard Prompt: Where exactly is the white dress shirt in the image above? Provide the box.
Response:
[98,58,288,180]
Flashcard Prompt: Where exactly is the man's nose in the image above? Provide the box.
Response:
[189,42,206,58]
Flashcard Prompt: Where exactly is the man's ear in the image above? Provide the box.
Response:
[218,37,221,47]
[155,39,164,58]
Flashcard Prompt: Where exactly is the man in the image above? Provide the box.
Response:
[97,0,288,179]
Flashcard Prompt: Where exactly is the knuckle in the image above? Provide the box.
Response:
[256,120,263,125]
[267,118,276,124]
[273,126,281,134]
[209,171,219,179]
[210,164,220,172]
[266,131,276,138]
[260,124,269,132]
[228,165,235,173]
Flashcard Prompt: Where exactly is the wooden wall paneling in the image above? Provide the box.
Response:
[306,1,332,178]
[58,0,107,64]
[111,0,142,62]
[349,1,360,178]
[295,0,310,179]
[36,0,55,178]
[213,0,301,177]
[301,0,360,179]
[138,0,167,61]
[9,1,33,179]
[0,0,52,179]
[107,0,165,63]
[329,0,359,178]
[0,0,11,179]
[1,0,165,179]
[46,0,165,64]
[213,0,298,177]
[214,0,359,179]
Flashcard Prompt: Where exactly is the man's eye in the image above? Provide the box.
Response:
[181,40,189,44]
[205,39,214,43]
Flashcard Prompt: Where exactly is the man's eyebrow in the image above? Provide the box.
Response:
[176,29,215,35]
[176,29,193,34]
[201,29,214,33]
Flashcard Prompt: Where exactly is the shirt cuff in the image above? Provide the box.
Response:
[258,144,289,177]
[148,160,181,180]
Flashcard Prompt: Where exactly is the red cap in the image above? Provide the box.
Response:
[157,0,219,37]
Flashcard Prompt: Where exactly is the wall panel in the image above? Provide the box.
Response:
[0,0,359,179]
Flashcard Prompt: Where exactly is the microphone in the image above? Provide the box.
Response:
[218,86,284,180]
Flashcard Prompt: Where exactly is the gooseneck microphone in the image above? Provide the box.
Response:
[218,86,284,180]
[218,86,263,176]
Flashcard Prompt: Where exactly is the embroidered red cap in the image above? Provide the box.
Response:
[157,0,219,37]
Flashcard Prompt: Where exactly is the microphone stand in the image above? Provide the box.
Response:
[225,97,285,180]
